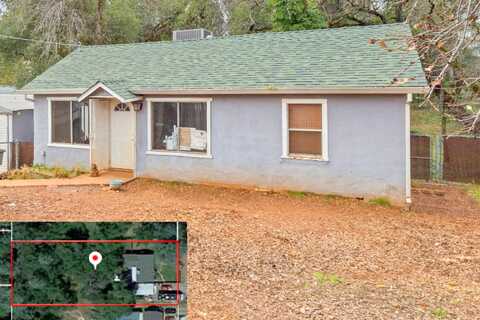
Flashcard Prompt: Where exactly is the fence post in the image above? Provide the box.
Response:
[431,135,444,181]
[14,140,20,169]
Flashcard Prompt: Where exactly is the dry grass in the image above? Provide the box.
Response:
[3,165,86,180]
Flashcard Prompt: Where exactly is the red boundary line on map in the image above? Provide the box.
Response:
[10,239,180,307]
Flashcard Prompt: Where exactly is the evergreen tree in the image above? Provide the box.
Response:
[10,223,140,320]
[269,0,327,31]
[0,287,9,318]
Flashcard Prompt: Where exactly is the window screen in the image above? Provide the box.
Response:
[152,102,177,150]
[51,101,71,144]
[72,102,90,144]
[288,104,322,156]
[51,101,90,145]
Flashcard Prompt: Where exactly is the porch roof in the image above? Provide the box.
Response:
[0,106,12,115]
[78,80,140,103]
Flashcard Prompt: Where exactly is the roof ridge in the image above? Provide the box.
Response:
[79,22,409,50]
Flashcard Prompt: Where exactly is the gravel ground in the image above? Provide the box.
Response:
[0,178,479,319]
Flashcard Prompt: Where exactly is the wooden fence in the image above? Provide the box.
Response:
[411,135,431,180]
[9,142,34,170]
[411,135,480,183]
[443,136,480,183]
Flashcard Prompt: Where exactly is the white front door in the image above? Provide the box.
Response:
[110,103,134,169]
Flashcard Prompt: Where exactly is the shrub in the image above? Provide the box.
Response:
[313,272,343,286]
[431,307,448,319]
[5,165,86,180]
[368,197,392,207]
[467,185,480,203]
[287,190,307,198]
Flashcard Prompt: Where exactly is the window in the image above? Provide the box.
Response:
[114,103,130,111]
[50,100,90,145]
[148,99,211,157]
[282,99,328,160]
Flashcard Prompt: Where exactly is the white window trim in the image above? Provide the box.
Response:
[47,97,91,149]
[281,98,328,161]
[146,97,212,159]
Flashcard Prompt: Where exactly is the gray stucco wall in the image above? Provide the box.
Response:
[136,94,407,202]
[13,109,34,142]
[33,94,407,201]
[33,96,90,169]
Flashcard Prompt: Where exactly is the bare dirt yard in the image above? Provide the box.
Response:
[0,179,479,319]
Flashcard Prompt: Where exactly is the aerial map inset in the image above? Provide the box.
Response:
[0,222,187,320]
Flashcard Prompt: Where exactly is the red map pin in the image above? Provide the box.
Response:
[89,251,103,270]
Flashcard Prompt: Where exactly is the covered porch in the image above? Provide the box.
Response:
[81,81,143,174]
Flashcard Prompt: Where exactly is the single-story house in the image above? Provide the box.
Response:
[19,23,427,203]
[123,250,156,296]
[0,86,34,172]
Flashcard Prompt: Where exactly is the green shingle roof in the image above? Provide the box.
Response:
[123,253,155,283]
[22,23,427,99]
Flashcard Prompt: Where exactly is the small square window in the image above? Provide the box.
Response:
[283,100,327,160]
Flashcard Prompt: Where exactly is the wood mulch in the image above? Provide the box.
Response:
[0,178,479,319]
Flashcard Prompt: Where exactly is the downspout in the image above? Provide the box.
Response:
[405,94,412,204]
[6,114,10,171]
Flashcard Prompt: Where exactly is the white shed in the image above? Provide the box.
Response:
[0,86,34,173]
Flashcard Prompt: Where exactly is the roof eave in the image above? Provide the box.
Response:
[16,88,85,95]
[0,106,13,115]
[132,86,429,95]
[18,86,430,96]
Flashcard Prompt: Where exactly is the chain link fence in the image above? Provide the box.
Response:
[411,134,480,183]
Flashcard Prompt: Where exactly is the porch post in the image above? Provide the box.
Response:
[89,98,93,171]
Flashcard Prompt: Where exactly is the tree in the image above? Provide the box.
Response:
[175,0,224,35]
[229,0,272,34]
[134,222,177,240]
[0,0,477,133]
[11,223,141,320]
[408,0,480,135]
[104,0,142,44]
[270,0,327,31]
[215,0,230,35]
[320,0,480,135]
[95,0,106,44]
[0,232,10,284]
[0,0,88,86]
[0,287,8,318]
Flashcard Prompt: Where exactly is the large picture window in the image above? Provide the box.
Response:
[149,99,211,157]
[50,100,90,145]
[282,99,328,161]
